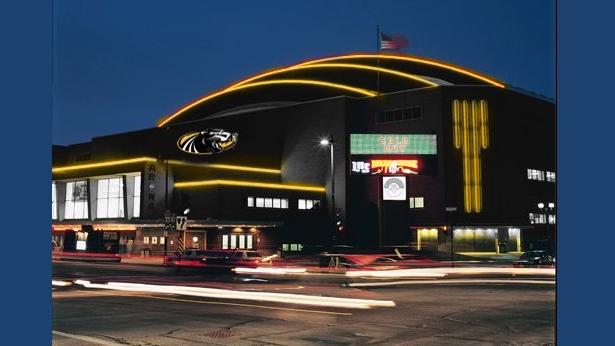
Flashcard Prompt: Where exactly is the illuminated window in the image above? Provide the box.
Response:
[298,199,321,210]
[409,197,424,209]
[246,235,253,249]
[133,174,141,218]
[222,234,253,250]
[143,236,149,244]
[96,177,125,219]
[546,171,556,182]
[222,235,229,249]
[65,180,89,219]
[548,214,556,224]
[283,243,303,252]
[52,182,57,220]
[250,196,288,209]
[230,235,237,249]
[527,169,545,181]
[151,236,158,244]
[529,213,546,224]
[159,237,165,245]
[238,235,245,249]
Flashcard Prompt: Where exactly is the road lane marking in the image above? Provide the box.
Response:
[346,278,556,288]
[54,289,353,316]
[52,330,125,346]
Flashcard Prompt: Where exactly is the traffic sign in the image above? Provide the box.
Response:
[176,216,188,231]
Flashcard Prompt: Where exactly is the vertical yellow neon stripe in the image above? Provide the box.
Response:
[516,233,521,252]
[480,100,489,149]
[461,100,472,213]
[453,100,461,149]
[453,99,489,214]
[495,237,499,254]
[471,100,480,213]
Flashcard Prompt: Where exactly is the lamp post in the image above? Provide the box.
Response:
[319,138,335,244]
[538,202,555,245]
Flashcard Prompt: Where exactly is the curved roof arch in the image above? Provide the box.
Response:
[157,53,505,127]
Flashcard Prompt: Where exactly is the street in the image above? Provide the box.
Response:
[52,261,555,345]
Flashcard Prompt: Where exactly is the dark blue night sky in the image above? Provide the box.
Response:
[53,0,554,145]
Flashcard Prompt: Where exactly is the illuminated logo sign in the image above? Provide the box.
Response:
[350,134,437,155]
[177,129,238,155]
[352,159,419,175]
[382,176,406,201]
[350,155,436,175]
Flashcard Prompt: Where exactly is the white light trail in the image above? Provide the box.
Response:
[233,267,307,275]
[345,267,555,278]
[73,280,395,309]
[347,278,556,288]
[52,280,73,287]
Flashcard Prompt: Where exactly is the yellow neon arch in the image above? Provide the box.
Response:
[295,54,506,88]
[230,63,439,88]
[157,53,504,127]
[157,79,376,127]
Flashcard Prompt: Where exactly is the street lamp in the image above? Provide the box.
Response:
[537,202,555,243]
[319,137,335,243]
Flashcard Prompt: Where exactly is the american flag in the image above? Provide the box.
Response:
[380,33,408,51]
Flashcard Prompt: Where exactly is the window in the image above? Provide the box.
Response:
[527,169,545,181]
[548,214,556,224]
[529,213,546,224]
[65,180,89,219]
[160,237,165,245]
[283,243,303,252]
[298,199,321,210]
[222,234,253,250]
[249,196,289,209]
[409,197,424,209]
[377,106,422,124]
[52,182,57,220]
[96,177,125,219]
[151,236,158,244]
[133,174,141,218]
[143,236,150,244]
[546,171,556,182]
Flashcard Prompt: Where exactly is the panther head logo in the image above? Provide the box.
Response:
[177,129,238,154]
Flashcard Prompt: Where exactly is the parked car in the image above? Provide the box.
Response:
[514,250,555,266]
[202,250,264,268]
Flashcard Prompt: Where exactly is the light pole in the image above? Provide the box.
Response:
[538,202,555,250]
[320,138,335,244]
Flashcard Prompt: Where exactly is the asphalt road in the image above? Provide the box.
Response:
[52,261,555,345]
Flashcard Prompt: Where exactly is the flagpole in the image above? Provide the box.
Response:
[376,25,380,96]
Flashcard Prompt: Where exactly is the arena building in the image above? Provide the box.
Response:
[51,53,555,257]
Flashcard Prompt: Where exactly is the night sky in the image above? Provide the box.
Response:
[52,0,555,145]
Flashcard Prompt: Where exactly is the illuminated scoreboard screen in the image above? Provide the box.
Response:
[349,134,437,175]
[350,134,437,155]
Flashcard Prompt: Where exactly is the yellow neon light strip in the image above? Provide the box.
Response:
[231,63,439,88]
[296,54,506,88]
[158,79,376,127]
[175,179,326,192]
[452,99,489,213]
[167,160,280,174]
[52,157,157,173]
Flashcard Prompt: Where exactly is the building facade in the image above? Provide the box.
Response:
[52,53,555,256]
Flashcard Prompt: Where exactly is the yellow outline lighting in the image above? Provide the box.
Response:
[52,157,157,173]
[452,99,489,213]
[296,54,506,88]
[157,79,376,127]
[230,63,439,88]
[167,160,280,174]
[174,179,325,192]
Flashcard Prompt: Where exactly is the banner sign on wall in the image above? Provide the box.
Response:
[382,176,407,201]
[350,155,437,175]
[350,134,437,155]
